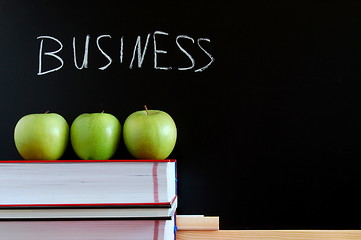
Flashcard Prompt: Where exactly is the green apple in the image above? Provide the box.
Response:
[14,112,69,160]
[123,106,177,159]
[70,112,121,160]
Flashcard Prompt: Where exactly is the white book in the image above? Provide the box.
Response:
[0,218,176,240]
[0,197,177,220]
[0,160,177,219]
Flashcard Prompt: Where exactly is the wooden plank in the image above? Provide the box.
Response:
[177,230,361,240]
[176,215,219,230]
[176,216,361,239]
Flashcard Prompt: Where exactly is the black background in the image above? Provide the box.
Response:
[1,1,361,229]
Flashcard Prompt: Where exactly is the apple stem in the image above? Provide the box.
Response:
[44,110,49,114]
[144,105,150,115]
[101,110,105,113]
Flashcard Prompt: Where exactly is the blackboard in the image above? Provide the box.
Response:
[1,1,361,229]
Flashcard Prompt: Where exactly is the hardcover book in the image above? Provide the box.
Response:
[0,160,177,220]
[0,218,176,240]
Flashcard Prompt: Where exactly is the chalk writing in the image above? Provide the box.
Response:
[37,30,214,75]
[176,35,195,71]
[154,31,172,70]
[73,34,89,70]
[195,38,215,72]
[129,34,150,69]
[97,35,112,70]
[37,36,64,75]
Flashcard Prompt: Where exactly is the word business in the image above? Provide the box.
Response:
[37,30,215,75]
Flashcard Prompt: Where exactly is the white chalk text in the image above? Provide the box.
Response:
[37,31,215,75]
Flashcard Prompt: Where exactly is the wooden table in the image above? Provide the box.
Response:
[176,216,361,240]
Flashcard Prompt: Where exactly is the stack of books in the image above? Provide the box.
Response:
[0,159,177,240]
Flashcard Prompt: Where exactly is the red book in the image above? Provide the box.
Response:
[0,160,177,220]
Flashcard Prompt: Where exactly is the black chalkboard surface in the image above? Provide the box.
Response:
[1,1,361,229]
